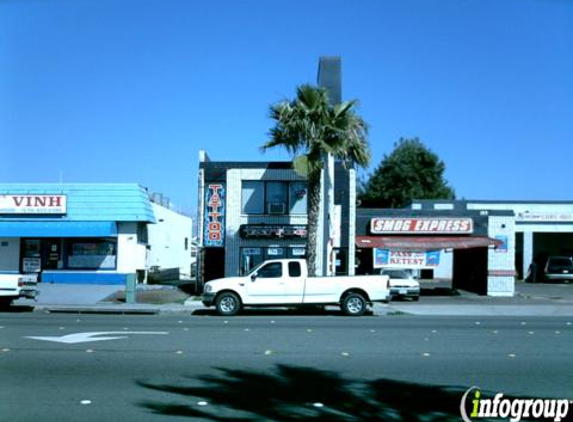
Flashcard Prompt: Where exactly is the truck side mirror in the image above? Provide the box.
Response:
[250,273,257,282]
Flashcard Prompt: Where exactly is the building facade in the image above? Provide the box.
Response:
[0,183,154,284]
[197,151,356,285]
[355,208,515,297]
[411,200,573,280]
[147,199,193,279]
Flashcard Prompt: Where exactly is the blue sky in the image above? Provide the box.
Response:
[2,0,572,215]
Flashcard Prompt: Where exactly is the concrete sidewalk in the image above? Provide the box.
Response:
[8,280,573,317]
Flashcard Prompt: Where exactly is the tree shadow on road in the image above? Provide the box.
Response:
[137,364,482,421]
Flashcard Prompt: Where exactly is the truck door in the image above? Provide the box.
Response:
[246,261,286,304]
[283,261,305,304]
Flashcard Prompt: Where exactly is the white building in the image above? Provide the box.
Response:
[147,199,193,279]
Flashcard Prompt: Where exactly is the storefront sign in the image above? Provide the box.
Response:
[22,257,41,273]
[203,183,226,247]
[0,195,67,214]
[495,235,508,253]
[373,249,440,268]
[516,212,573,222]
[239,224,307,239]
[370,217,473,234]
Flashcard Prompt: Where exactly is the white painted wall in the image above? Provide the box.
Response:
[0,238,20,272]
[116,222,147,274]
[147,203,192,276]
[487,215,516,296]
[433,251,453,279]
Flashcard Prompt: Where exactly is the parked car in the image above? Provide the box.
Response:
[202,259,391,316]
[376,268,420,301]
[543,256,573,283]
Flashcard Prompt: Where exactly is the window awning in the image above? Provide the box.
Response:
[0,221,117,237]
[356,235,503,251]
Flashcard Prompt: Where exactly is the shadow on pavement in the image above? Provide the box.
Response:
[191,307,375,317]
[420,287,460,297]
[137,364,481,421]
[0,305,36,313]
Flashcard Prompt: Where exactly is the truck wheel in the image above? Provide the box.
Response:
[341,293,366,316]
[215,292,241,316]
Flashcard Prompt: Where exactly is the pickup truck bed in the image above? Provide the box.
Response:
[0,272,39,307]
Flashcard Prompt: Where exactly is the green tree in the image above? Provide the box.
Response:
[262,85,370,276]
[359,137,455,208]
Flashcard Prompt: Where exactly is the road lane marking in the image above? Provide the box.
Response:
[25,331,168,344]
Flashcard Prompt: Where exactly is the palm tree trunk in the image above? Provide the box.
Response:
[306,169,322,277]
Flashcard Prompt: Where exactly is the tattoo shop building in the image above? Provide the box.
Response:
[197,151,356,286]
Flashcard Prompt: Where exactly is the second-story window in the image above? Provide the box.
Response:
[266,182,288,214]
[242,181,264,214]
[241,181,307,215]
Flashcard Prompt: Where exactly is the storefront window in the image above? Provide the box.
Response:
[267,247,285,258]
[290,247,306,258]
[240,247,264,275]
[22,239,41,258]
[266,182,288,214]
[67,239,117,269]
[21,239,42,273]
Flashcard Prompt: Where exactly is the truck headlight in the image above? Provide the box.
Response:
[204,284,212,293]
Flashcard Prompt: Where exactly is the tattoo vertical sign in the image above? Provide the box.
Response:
[203,183,226,247]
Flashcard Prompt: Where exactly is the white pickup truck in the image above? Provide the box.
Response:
[0,272,39,308]
[202,259,390,316]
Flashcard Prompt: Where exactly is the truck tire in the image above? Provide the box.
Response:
[341,293,366,316]
[215,292,241,316]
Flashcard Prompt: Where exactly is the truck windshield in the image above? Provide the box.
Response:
[248,262,267,277]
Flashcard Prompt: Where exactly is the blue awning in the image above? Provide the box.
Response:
[0,221,117,237]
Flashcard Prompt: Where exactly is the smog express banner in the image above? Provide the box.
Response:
[374,249,440,269]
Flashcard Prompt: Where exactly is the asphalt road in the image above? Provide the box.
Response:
[1,313,572,421]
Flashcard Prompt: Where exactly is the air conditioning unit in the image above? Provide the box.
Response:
[268,202,286,214]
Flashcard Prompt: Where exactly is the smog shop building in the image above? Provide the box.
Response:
[197,151,356,285]
[411,200,573,281]
[355,208,515,296]
[0,184,155,284]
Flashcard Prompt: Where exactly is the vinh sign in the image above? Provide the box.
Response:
[370,217,473,235]
[0,195,67,214]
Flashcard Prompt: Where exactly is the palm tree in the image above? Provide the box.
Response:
[262,84,370,276]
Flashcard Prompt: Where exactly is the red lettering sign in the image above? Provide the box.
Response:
[370,217,473,234]
[204,184,225,247]
[1,195,67,214]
